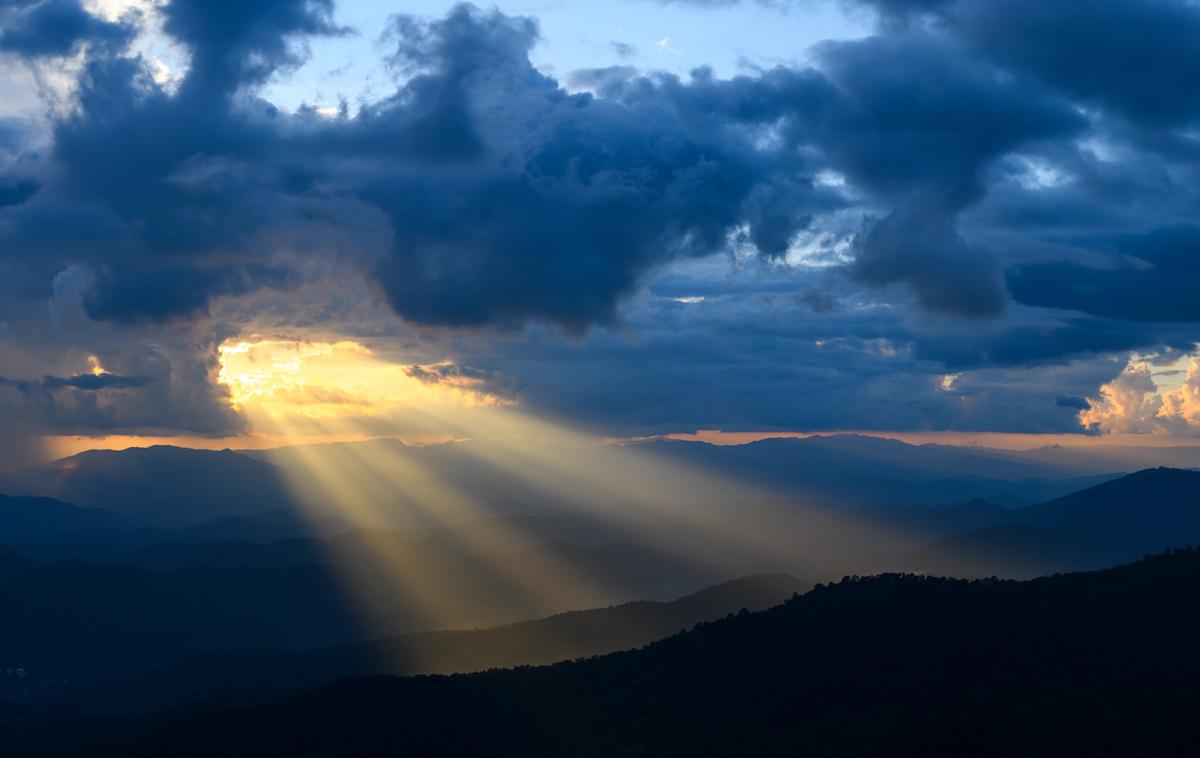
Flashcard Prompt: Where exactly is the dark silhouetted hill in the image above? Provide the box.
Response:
[72,574,809,712]
[904,468,1200,577]
[48,548,1200,758]
[0,494,130,544]
[1019,466,1200,527]
[0,447,292,527]
[24,514,632,571]
[0,545,26,575]
[0,536,722,682]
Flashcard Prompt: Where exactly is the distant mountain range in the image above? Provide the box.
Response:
[0,446,293,528]
[0,436,1144,591]
[0,435,1150,534]
[42,548,1200,758]
[1,446,1197,593]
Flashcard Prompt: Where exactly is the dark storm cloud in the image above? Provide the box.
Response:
[614,25,1080,317]
[908,317,1192,372]
[808,34,1081,200]
[82,263,298,324]
[483,284,1119,436]
[0,371,152,392]
[940,0,1200,129]
[1056,394,1090,411]
[0,0,1109,331]
[851,207,1007,318]
[404,362,495,385]
[4,0,1200,439]
[4,0,343,325]
[0,370,158,435]
[15,0,1082,331]
[162,0,346,94]
[808,33,1081,317]
[404,361,517,400]
[1008,226,1200,323]
[844,0,1200,344]
[0,0,133,59]
[5,3,831,330]
[355,8,830,329]
[0,178,37,207]
[52,46,304,241]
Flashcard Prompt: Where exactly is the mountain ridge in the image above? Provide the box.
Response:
[65,573,809,714]
[901,467,1200,577]
[48,548,1200,758]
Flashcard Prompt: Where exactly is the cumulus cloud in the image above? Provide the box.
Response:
[362,8,826,328]
[161,0,346,92]
[851,206,1007,318]
[1082,355,1200,437]
[6,2,833,334]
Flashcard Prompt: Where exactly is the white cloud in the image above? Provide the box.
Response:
[1081,352,1200,436]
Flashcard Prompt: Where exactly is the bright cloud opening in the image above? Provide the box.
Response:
[216,338,514,442]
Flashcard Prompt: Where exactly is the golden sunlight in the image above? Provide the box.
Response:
[216,338,511,438]
[209,338,802,634]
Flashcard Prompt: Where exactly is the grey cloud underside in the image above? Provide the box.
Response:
[483,287,1123,436]
[1007,226,1200,324]
[0,372,153,392]
[0,0,1085,330]
[2,0,1200,437]
[0,371,153,431]
[1056,395,1091,411]
[0,0,133,58]
[5,2,836,331]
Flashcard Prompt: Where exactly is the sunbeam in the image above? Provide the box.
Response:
[212,335,919,655]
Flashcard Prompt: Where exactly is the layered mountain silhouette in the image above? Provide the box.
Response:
[2,463,1197,675]
[0,447,292,527]
[0,537,724,680]
[0,436,1131,534]
[903,468,1200,577]
[4,444,1200,757]
[66,573,809,713]
[0,494,130,544]
[43,548,1200,758]
[0,437,1140,588]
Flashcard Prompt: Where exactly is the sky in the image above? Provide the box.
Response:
[3,0,1200,465]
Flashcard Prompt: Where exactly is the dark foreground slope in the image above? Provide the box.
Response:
[70,573,809,712]
[65,548,1200,758]
[0,537,724,683]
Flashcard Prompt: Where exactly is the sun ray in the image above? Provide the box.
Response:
[215,335,919,661]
